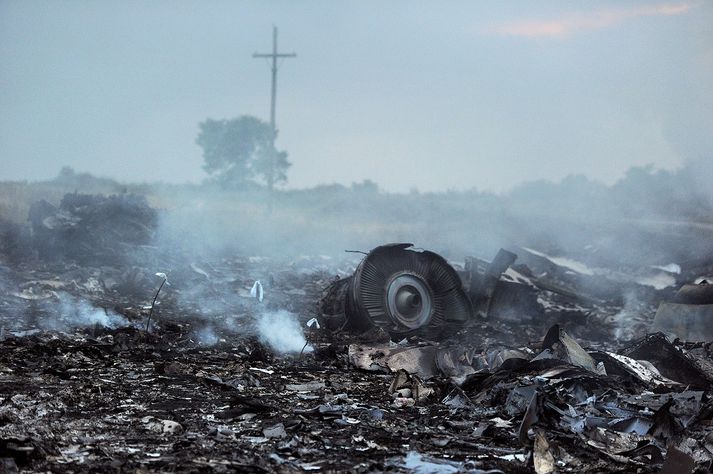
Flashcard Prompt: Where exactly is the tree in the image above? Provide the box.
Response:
[196,116,290,189]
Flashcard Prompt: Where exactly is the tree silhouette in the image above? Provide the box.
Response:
[197,116,290,189]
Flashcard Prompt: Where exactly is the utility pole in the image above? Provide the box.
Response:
[253,26,296,211]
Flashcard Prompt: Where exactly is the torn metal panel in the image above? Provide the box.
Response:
[466,249,544,322]
[434,346,479,379]
[347,343,439,379]
[646,399,683,441]
[652,303,713,342]
[590,351,677,387]
[518,391,540,447]
[347,342,491,383]
[388,369,435,403]
[608,417,653,435]
[512,247,611,302]
[532,324,602,374]
[621,333,713,387]
[512,246,664,305]
[486,280,543,322]
[653,281,713,341]
[468,248,517,304]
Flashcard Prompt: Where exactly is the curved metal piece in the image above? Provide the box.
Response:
[348,243,473,340]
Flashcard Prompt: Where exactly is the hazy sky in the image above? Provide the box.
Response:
[1,1,711,192]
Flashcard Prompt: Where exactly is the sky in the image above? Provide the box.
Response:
[1,0,711,193]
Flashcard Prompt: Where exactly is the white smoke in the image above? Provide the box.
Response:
[41,292,131,331]
[255,310,311,354]
[195,325,219,346]
[612,291,646,341]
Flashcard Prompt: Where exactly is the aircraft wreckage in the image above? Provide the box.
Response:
[3,194,713,472]
[319,242,712,343]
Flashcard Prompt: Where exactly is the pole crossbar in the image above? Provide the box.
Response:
[252,26,296,213]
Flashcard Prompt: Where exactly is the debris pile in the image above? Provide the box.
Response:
[1,195,713,472]
[2,292,713,472]
[319,242,676,344]
[28,193,158,264]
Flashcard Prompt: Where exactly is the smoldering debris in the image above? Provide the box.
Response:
[195,325,220,346]
[318,242,668,343]
[255,310,311,354]
[3,194,713,472]
[319,243,473,341]
[28,193,158,265]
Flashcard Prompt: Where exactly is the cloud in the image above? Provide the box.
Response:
[484,2,696,38]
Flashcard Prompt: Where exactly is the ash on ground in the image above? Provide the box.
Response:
[1,194,713,473]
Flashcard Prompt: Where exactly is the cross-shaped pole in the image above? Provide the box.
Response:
[253,26,296,206]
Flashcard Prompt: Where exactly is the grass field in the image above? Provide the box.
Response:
[2,163,713,266]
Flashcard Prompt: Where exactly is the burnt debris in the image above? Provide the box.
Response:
[654,280,713,341]
[320,243,472,340]
[28,193,158,265]
[2,195,713,472]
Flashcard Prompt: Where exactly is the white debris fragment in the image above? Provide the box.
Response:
[394,388,412,398]
[249,367,275,374]
[523,247,595,275]
[155,272,170,285]
[652,263,681,274]
[403,451,460,473]
[604,351,677,386]
[262,423,287,439]
[285,382,325,391]
[497,453,528,462]
[392,397,415,408]
[189,263,210,279]
[141,416,183,435]
[161,420,183,434]
[250,280,264,302]
[306,317,320,329]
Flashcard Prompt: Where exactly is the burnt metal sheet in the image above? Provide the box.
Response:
[652,302,713,342]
